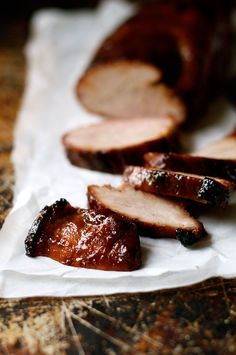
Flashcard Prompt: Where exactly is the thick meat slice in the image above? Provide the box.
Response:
[77,61,186,124]
[25,199,141,272]
[194,130,236,160]
[124,166,233,208]
[63,117,177,174]
[144,152,236,183]
[87,185,206,247]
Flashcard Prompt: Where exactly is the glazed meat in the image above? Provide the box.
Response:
[144,152,236,183]
[63,117,177,173]
[25,199,141,271]
[124,166,233,208]
[76,1,231,121]
[88,185,206,247]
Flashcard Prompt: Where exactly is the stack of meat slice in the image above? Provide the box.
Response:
[144,130,236,182]
[124,130,236,208]
[86,130,236,249]
[125,130,236,206]
[62,121,236,251]
[27,130,236,272]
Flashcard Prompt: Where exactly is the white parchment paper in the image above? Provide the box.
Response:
[0,0,236,298]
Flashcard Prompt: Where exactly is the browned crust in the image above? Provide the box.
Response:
[88,21,202,93]
[88,6,212,87]
[124,166,233,208]
[25,199,72,257]
[63,131,179,174]
[144,152,236,183]
[87,185,206,247]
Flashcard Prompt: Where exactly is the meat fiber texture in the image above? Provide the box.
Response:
[0,0,236,298]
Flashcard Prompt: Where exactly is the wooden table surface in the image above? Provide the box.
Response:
[0,19,236,355]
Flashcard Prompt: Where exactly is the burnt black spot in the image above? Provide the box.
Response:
[154,171,167,182]
[197,177,229,207]
[224,75,236,104]
[176,229,198,247]
[225,164,236,182]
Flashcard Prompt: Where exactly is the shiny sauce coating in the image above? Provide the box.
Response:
[25,199,141,271]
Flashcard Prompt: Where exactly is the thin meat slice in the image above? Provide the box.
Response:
[25,199,141,272]
[124,166,233,208]
[77,61,186,124]
[87,185,206,247]
[144,152,236,183]
[194,130,236,160]
[63,117,178,174]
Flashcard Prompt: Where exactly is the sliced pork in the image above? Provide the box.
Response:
[88,185,206,247]
[77,61,186,124]
[194,130,236,160]
[124,166,233,208]
[63,117,177,173]
[144,152,236,183]
[25,199,141,271]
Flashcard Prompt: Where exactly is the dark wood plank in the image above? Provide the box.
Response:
[0,280,236,354]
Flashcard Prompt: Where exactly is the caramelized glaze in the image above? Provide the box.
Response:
[124,166,233,208]
[25,199,141,271]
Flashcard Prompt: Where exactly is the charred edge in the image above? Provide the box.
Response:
[96,151,126,174]
[225,163,236,182]
[124,167,168,187]
[25,198,69,257]
[66,148,129,174]
[65,136,177,175]
[197,177,229,207]
[176,229,201,247]
[65,149,110,173]
[152,170,167,182]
